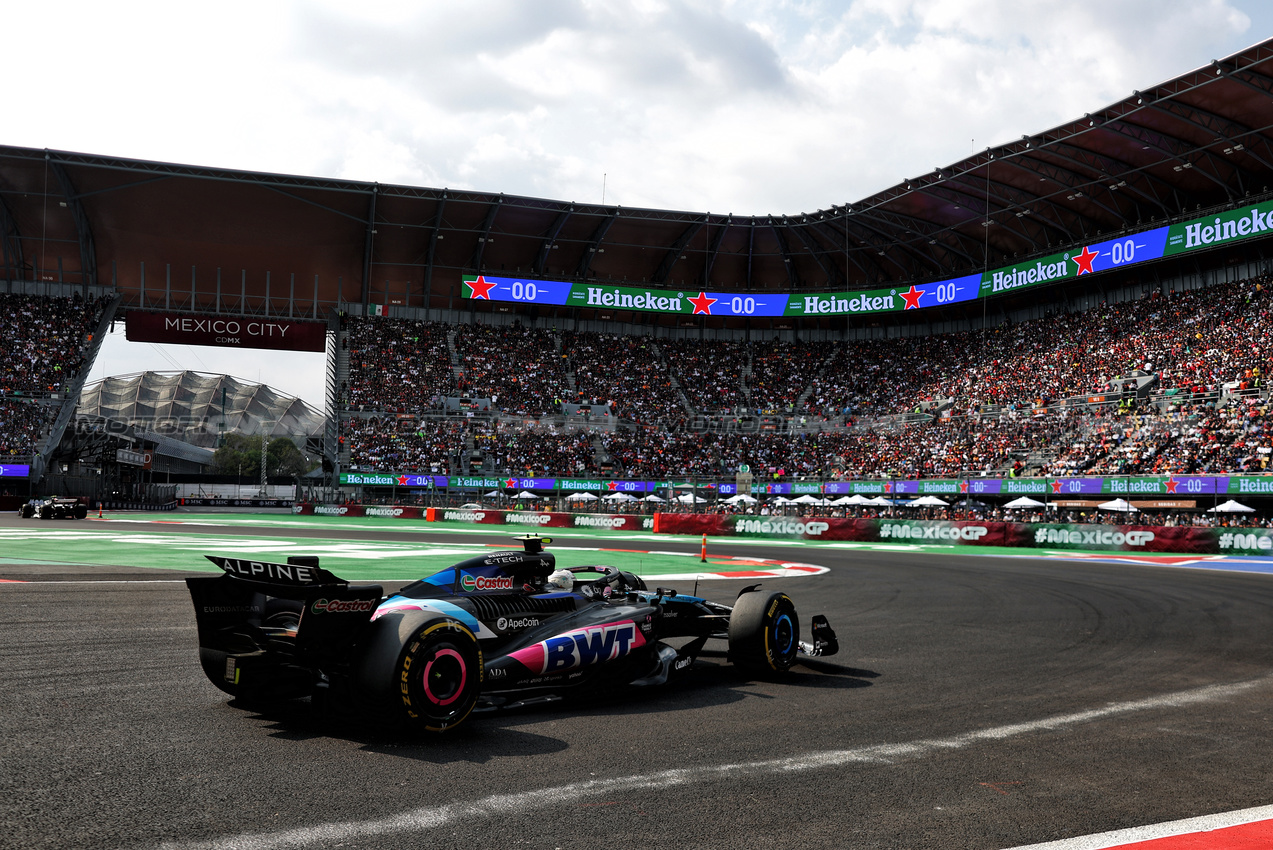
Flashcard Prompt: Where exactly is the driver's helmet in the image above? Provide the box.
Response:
[544,569,574,591]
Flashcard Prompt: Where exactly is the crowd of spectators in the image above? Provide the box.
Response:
[453,323,571,416]
[0,399,51,456]
[0,293,108,397]
[748,339,828,413]
[338,275,1272,484]
[0,292,109,458]
[343,318,453,412]
[343,415,466,474]
[560,331,685,425]
[658,338,750,414]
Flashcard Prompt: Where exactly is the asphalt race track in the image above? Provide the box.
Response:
[5,512,1273,850]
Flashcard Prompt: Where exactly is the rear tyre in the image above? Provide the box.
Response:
[73,504,88,520]
[728,591,799,674]
[395,619,483,732]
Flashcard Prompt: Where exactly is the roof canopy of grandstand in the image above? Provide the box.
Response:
[3,39,1273,330]
[78,371,326,448]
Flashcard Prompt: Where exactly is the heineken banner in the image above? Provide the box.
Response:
[461,199,1273,318]
[339,472,1273,498]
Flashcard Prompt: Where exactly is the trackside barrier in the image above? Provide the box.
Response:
[652,513,1270,555]
[287,505,1273,554]
[292,504,654,531]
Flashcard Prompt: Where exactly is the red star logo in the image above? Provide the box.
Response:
[1051,479,1063,494]
[689,292,717,315]
[467,275,497,299]
[505,478,517,489]
[884,482,893,493]
[397,475,409,486]
[607,481,617,491]
[1164,476,1179,493]
[1071,246,1099,275]
[900,285,924,310]
[959,481,969,493]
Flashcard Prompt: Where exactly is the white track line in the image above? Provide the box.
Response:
[1003,803,1273,849]
[151,676,1271,850]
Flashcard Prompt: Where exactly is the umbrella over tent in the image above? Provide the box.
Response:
[724,494,758,504]
[1208,499,1256,513]
[1097,498,1138,512]
[770,496,793,505]
[676,493,708,504]
[515,490,538,499]
[566,492,599,501]
[793,494,822,505]
[864,496,894,506]
[484,490,502,498]
[907,495,949,507]
[603,492,637,502]
[1004,496,1047,509]
[642,494,666,503]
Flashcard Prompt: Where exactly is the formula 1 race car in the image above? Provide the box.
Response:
[186,535,839,732]
[19,496,89,520]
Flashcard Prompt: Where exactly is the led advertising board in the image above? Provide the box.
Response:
[462,199,1273,317]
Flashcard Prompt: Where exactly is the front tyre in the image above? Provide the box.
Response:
[396,619,483,732]
[728,591,799,674]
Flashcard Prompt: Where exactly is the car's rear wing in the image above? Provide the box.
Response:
[187,555,383,662]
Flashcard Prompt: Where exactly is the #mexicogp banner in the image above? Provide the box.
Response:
[461,199,1273,318]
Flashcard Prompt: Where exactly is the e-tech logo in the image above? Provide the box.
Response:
[510,621,646,674]
[460,573,515,591]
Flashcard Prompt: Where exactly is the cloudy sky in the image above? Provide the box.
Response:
[10,0,1271,409]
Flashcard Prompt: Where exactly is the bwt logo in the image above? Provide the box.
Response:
[511,621,646,674]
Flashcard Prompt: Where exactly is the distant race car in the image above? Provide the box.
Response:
[186,535,839,731]
[19,496,88,520]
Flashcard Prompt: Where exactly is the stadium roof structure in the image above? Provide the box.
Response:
[4,39,1273,327]
[77,371,326,448]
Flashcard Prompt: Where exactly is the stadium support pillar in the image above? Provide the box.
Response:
[361,184,379,309]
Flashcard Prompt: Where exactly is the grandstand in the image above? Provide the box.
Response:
[3,39,1273,519]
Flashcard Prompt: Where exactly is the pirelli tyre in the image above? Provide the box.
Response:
[19,503,34,518]
[358,612,483,732]
[72,503,88,520]
[728,590,800,675]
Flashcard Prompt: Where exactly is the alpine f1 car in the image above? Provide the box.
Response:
[19,496,88,520]
[186,535,839,732]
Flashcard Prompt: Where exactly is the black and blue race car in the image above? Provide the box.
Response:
[185,535,838,732]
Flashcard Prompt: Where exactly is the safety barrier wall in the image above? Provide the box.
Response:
[292,504,653,531]
[288,505,1272,555]
[653,513,1272,555]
